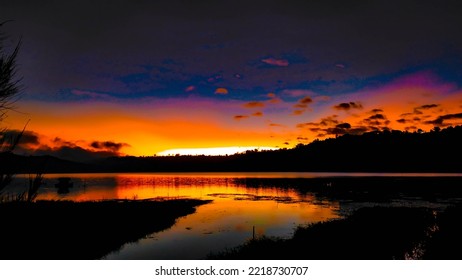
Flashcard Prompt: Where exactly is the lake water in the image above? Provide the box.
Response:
[6,172,462,259]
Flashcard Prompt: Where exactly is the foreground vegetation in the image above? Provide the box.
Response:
[209,206,462,260]
[0,199,209,259]
[423,204,462,259]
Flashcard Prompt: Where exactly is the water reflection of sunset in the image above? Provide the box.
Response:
[21,173,340,258]
[105,173,340,259]
[7,173,341,259]
[112,175,340,237]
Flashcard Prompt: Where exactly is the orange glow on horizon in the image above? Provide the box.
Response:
[6,71,462,157]
[156,146,278,156]
[8,100,286,156]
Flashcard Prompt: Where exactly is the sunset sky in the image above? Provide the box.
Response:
[2,0,462,160]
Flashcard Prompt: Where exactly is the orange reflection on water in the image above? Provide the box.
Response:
[31,173,119,202]
[24,173,340,259]
[38,186,119,202]
[34,173,339,234]
[176,198,339,237]
[111,174,340,238]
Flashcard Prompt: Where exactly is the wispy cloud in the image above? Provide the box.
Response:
[368,114,387,120]
[261,57,289,67]
[90,141,130,152]
[333,102,363,110]
[397,104,441,124]
[269,123,285,127]
[299,96,313,104]
[7,129,131,162]
[292,96,313,112]
[244,101,265,108]
[336,123,351,129]
[185,85,196,92]
[314,95,331,102]
[293,104,307,109]
[319,116,339,126]
[214,87,229,95]
[416,104,439,110]
[233,115,249,120]
[362,113,390,126]
[281,89,316,97]
[424,113,462,126]
[267,93,281,104]
[292,110,304,115]
[71,89,112,99]
[296,115,339,129]
[412,104,440,114]
[369,108,384,114]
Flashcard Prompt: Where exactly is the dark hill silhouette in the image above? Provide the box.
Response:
[1,152,92,173]
[5,125,462,173]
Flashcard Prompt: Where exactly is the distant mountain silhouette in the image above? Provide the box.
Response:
[4,125,462,173]
[1,153,92,174]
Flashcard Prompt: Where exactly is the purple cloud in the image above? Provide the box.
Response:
[261,57,289,67]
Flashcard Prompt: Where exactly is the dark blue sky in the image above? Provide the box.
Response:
[2,0,462,101]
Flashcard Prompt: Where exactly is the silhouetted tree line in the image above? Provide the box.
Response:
[97,125,461,172]
[6,125,462,173]
[282,126,462,172]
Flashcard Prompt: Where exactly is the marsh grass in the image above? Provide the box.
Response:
[0,128,24,193]
[0,173,43,202]
[208,206,436,260]
[26,173,43,202]
[423,204,462,259]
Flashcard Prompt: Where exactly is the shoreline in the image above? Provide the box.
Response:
[209,205,462,260]
[0,199,210,260]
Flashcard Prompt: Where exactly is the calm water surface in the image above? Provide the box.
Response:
[8,172,462,259]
